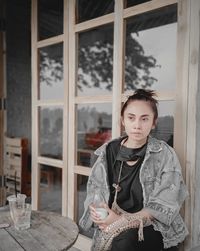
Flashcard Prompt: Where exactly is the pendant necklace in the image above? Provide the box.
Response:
[112,138,127,193]
[112,160,123,193]
[111,137,146,195]
[112,160,135,193]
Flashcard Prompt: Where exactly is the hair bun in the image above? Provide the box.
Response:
[134,89,157,99]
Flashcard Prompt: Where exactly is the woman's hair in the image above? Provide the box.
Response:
[121,89,158,121]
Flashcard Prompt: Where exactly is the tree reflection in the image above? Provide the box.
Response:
[78,40,113,91]
[40,33,157,91]
[40,50,63,87]
[125,34,157,90]
[78,33,157,91]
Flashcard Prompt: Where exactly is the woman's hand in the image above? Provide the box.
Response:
[89,203,121,231]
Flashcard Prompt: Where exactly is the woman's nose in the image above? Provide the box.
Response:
[133,119,141,129]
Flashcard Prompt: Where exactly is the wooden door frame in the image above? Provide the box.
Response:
[31,0,69,216]
[176,0,200,249]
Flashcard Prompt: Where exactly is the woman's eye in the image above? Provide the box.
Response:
[142,117,149,121]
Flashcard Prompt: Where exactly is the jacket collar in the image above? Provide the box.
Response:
[94,135,162,156]
[146,136,162,153]
[94,136,124,156]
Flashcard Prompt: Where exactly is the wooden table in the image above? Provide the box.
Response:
[0,206,79,251]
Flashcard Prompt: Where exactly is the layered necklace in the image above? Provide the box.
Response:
[112,138,147,194]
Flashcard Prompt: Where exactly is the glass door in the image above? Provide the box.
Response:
[31,0,66,214]
[68,1,178,249]
[32,0,189,250]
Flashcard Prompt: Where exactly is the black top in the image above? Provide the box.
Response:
[106,137,146,213]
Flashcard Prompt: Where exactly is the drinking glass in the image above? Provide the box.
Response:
[7,194,31,230]
[93,191,108,220]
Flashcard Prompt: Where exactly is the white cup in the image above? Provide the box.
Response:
[95,208,108,220]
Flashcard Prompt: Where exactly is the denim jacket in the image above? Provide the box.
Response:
[79,136,189,249]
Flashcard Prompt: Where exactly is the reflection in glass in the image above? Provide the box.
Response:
[39,43,63,100]
[39,164,62,214]
[77,24,114,96]
[124,5,177,92]
[76,104,112,167]
[76,0,114,23]
[151,101,174,146]
[38,0,63,40]
[39,107,63,159]
[125,0,151,8]
[77,175,94,237]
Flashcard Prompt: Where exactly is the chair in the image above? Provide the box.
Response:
[5,137,31,196]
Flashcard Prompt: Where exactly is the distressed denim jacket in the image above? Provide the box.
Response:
[79,136,189,249]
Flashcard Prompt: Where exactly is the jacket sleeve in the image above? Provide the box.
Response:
[79,147,110,231]
[145,147,189,226]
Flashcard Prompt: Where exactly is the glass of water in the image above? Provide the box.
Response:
[13,203,32,230]
[7,194,31,230]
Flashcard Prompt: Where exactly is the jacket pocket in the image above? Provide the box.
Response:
[144,176,159,194]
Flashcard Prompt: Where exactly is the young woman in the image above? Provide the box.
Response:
[79,89,188,251]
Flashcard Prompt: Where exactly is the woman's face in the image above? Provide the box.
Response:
[121,100,156,145]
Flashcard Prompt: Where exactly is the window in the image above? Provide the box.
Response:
[38,0,63,40]
[32,1,190,249]
[76,0,114,23]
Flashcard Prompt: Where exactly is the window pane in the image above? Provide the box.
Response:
[77,175,94,237]
[38,0,63,40]
[76,0,114,23]
[151,101,175,146]
[39,165,62,214]
[39,43,63,100]
[124,5,177,92]
[77,24,114,96]
[76,104,112,167]
[39,107,63,159]
[125,0,151,8]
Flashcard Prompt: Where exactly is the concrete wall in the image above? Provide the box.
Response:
[6,0,31,154]
[0,0,5,31]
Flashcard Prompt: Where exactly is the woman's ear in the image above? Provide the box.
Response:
[121,117,125,127]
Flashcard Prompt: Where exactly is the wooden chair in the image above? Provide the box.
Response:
[5,137,31,196]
